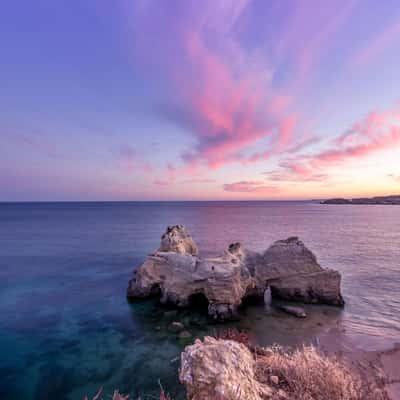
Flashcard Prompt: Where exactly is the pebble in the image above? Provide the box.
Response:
[280,305,307,318]
[168,321,184,333]
[270,375,279,385]
[178,330,192,339]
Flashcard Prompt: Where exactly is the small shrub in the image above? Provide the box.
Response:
[213,328,250,347]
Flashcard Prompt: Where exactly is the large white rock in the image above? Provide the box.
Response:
[127,227,344,320]
[179,336,272,400]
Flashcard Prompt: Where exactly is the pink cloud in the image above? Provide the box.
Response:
[177,30,278,168]
[142,163,154,173]
[9,132,59,158]
[310,108,400,168]
[351,21,400,67]
[116,145,136,171]
[168,1,358,170]
[266,160,328,182]
[180,178,216,184]
[125,1,363,175]
[311,129,400,168]
[153,179,169,186]
[267,104,400,182]
[114,145,154,174]
[223,180,277,193]
[286,137,321,154]
[276,0,358,88]
[155,19,306,171]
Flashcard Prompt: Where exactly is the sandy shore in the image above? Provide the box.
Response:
[379,345,400,400]
[318,328,400,400]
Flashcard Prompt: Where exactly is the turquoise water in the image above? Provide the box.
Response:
[1,201,399,399]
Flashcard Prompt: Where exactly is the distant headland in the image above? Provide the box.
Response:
[321,195,400,205]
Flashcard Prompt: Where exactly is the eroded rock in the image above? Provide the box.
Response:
[159,225,198,255]
[127,226,344,320]
[179,336,272,400]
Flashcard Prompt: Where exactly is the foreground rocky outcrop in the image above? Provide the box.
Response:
[83,335,391,400]
[179,336,272,400]
[179,337,387,400]
[127,225,344,320]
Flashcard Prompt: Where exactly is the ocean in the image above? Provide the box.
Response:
[1,201,399,399]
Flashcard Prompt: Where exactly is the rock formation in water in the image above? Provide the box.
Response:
[127,225,344,320]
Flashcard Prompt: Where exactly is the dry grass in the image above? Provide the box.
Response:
[254,345,387,400]
[84,387,130,400]
[84,383,172,400]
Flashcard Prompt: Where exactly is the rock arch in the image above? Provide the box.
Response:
[188,292,210,313]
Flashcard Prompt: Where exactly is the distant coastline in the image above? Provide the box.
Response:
[321,195,400,205]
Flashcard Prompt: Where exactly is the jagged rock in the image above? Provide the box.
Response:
[251,237,344,306]
[279,305,307,318]
[270,269,344,306]
[127,239,253,320]
[179,336,272,400]
[127,227,344,320]
[159,225,198,255]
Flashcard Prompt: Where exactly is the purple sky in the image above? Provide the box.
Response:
[1,0,400,200]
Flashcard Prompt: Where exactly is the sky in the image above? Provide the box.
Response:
[1,0,400,201]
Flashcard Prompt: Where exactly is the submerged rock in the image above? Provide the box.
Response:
[127,226,344,320]
[178,330,192,339]
[168,321,184,333]
[279,305,307,318]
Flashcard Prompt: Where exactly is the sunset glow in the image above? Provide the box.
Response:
[1,0,400,200]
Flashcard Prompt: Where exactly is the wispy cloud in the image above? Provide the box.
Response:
[115,145,136,171]
[113,145,153,173]
[153,179,169,186]
[351,21,400,67]
[265,161,328,182]
[223,180,277,193]
[180,178,216,184]
[126,0,356,172]
[6,131,60,158]
[118,0,399,198]
[268,103,400,182]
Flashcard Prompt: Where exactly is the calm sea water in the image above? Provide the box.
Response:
[1,201,399,399]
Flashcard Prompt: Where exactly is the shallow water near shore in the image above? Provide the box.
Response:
[1,201,399,399]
